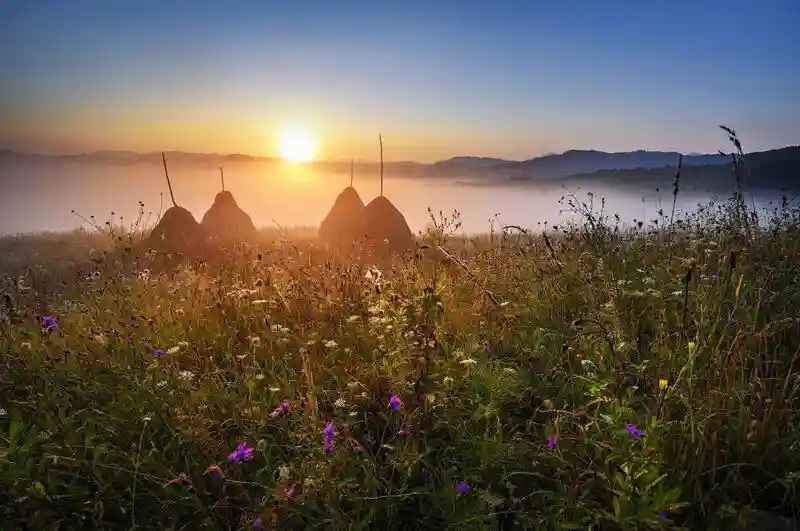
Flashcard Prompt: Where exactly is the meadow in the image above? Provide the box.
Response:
[1,166,800,529]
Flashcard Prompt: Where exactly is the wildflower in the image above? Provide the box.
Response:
[443,376,454,385]
[253,517,263,530]
[269,386,280,392]
[347,381,360,389]
[205,464,224,478]
[352,444,364,453]
[228,442,255,464]
[459,358,477,366]
[389,395,402,411]
[397,429,410,437]
[255,373,265,381]
[687,341,697,353]
[280,400,290,413]
[322,421,338,452]
[178,370,195,381]
[625,424,645,440]
[658,379,669,392]
[156,380,168,389]
[347,315,360,323]
[42,315,59,333]
[167,345,181,355]
[456,480,471,495]
[283,484,296,502]
[580,359,596,370]
[334,398,347,408]
[152,348,167,357]
[323,339,338,349]
[252,300,269,306]
[546,434,558,449]
[278,465,290,481]
[250,336,262,347]
[0,408,6,417]
[142,414,152,422]
[657,512,669,520]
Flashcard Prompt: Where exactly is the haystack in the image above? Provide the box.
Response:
[201,166,257,242]
[355,134,414,251]
[145,152,208,253]
[319,159,365,246]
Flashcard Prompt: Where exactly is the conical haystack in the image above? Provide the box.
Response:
[201,190,257,242]
[145,152,208,253]
[148,205,207,251]
[319,159,365,246]
[354,134,413,251]
[358,195,413,251]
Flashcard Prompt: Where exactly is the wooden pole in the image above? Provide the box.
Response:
[220,166,225,191]
[161,152,177,207]
[379,133,384,197]
[350,158,354,187]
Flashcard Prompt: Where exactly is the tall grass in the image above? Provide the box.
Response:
[1,134,799,530]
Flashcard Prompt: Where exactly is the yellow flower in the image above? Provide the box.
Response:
[658,379,669,391]
[687,341,697,353]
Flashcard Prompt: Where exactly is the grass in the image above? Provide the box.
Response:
[1,139,800,530]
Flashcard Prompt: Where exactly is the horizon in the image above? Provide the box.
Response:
[1,1,798,163]
[3,142,799,165]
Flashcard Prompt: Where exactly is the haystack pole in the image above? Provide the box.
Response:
[356,133,413,251]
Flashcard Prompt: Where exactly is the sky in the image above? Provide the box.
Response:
[0,0,798,162]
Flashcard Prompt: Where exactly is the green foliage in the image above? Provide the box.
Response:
[1,191,799,530]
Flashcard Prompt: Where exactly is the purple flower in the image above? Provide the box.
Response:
[253,517,263,530]
[228,442,255,464]
[456,480,471,495]
[546,434,558,449]
[283,484,296,502]
[42,315,59,333]
[322,421,338,442]
[625,424,645,440]
[389,395,402,411]
[205,464,224,478]
[657,511,669,520]
[280,400,290,413]
[397,429,410,437]
[323,440,332,453]
[152,348,166,357]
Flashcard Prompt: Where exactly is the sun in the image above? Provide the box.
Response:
[278,125,317,163]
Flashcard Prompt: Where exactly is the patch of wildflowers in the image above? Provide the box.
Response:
[42,315,59,333]
[228,442,255,464]
[389,395,402,411]
[625,424,645,440]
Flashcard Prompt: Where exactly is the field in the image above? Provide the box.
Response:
[1,186,800,529]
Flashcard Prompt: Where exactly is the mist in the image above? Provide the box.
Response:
[0,159,778,236]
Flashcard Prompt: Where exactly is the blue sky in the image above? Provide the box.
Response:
[0,0,797,160]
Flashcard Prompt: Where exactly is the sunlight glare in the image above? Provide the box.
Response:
[278,125,317,163]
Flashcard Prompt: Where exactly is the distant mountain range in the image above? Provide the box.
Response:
[2,145,798,191]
